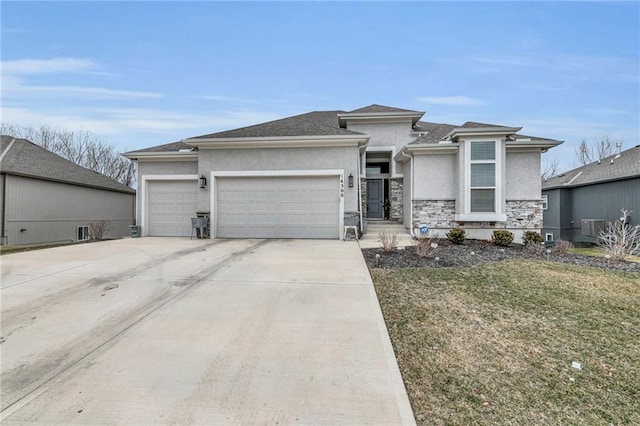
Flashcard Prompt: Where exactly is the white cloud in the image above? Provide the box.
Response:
[1,57,160,100]
[1,57,98,75]
[416,96,487,106]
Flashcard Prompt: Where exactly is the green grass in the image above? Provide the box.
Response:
[571,247,640,263]
[372,260,640,425]
[0,241,77,255]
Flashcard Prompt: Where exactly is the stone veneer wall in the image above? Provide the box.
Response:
[390,178,403,222]
[504,199,543,230]
[360,178,367,219]
[411,199,543,231]
[413,200,457,229]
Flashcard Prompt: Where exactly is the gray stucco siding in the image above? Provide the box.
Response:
[137,161,198,176]
[413,154,456,199]
[505,151,541,200]
[3,175,134,245]
[346,121,415,152]
[198,146,360,214]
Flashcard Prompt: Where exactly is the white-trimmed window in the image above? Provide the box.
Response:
[542,194,548,210]
[545,233,554,242]
[77,225,89,241]
[470,141,496,213]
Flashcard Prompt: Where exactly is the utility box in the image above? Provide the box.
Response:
[129,225,140,238]
[581,219,604,237]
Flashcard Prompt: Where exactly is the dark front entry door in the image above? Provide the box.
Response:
[367,179,384,219]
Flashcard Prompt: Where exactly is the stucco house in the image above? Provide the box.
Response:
[0,135,136,246]
[542,145,640,243]
[124,104,562,242]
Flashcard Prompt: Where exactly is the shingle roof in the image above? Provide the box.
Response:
[411,122,456,144]
[189,110,363,140]
[542,146,640,189]
[348,104,423,114]
[409,120,562,146]
[0,135,135,194]
[126,140,193,154]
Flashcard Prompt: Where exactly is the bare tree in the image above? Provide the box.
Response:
[0,124,136,187]
[599,209,640,262]
[575,136,622,166]
[541,157,559,180]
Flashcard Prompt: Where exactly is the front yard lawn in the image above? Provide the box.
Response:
[373,260,639,425]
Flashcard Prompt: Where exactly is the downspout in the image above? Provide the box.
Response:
[399,148,415,238]
[1,174,6,244]
[358,144,367,233]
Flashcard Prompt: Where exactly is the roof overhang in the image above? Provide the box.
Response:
[445,126,523,140]
[1,170,135,194]
[122,151,199,162]
[506,139,563,153]
[182,134,370,149]
[394,143,460,162]
[337,111,424,127]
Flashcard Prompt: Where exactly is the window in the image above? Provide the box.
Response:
[470,141,496,213]
[542,194,548,210]
[366,162,389,175]
[545,233,554,242]
[78,225,89,241]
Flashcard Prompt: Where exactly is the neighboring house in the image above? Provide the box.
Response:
[123,104,561,242]
[0,135,136,246]
[542,146,640,243]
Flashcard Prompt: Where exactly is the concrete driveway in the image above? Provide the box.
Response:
[1,238,414,425]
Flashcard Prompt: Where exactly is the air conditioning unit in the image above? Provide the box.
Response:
[581,219,605,236]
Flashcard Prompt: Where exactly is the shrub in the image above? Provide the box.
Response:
[492,230,514,247]
[525,241,546,256]
[446,227,466,245]
[379,230,398,253]
[414,237,439,258]
[523,231,544,246]
[553,240,573,257]
[89,220,110,240]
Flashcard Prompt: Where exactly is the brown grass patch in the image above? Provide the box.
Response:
[373,260,640,425]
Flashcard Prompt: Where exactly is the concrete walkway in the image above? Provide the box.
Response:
[1,238,414,425]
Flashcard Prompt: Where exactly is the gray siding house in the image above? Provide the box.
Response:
[124,104,562,242]
[542,146,640,243]
[0,136,136,246]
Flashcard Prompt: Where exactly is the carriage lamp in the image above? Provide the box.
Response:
[199,175,207,189]
[348,174,354,188]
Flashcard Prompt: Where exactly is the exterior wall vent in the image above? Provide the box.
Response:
[581,219,605,237]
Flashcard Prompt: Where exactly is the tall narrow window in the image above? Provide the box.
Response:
[470,141,496,213]
[542,194,548,210]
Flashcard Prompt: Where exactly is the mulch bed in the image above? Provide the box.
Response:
[361,239,640,274]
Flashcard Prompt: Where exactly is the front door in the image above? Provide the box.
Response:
[367,179,384,219]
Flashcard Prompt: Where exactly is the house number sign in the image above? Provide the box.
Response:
[340,175,344,198]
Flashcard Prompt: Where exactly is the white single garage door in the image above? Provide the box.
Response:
[216,175,340,239]
[147,180,198,236]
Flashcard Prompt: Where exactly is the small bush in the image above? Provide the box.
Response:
[492,230,514,247]
[523,231,544,246]
[446,227,466,245]
[414,237,439,258]
[89,220,110,240]
[554,240,573,257]
[525,241,546,256]
[379,230,398,253]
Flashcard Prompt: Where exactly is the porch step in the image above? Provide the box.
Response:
[358,222,414,249]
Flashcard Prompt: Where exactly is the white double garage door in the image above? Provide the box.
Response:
[146,173,342,239]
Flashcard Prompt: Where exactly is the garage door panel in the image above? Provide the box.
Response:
[216,176,340,239]
[148,180,198,237]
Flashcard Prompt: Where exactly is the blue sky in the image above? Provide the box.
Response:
[2,1,638,173]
